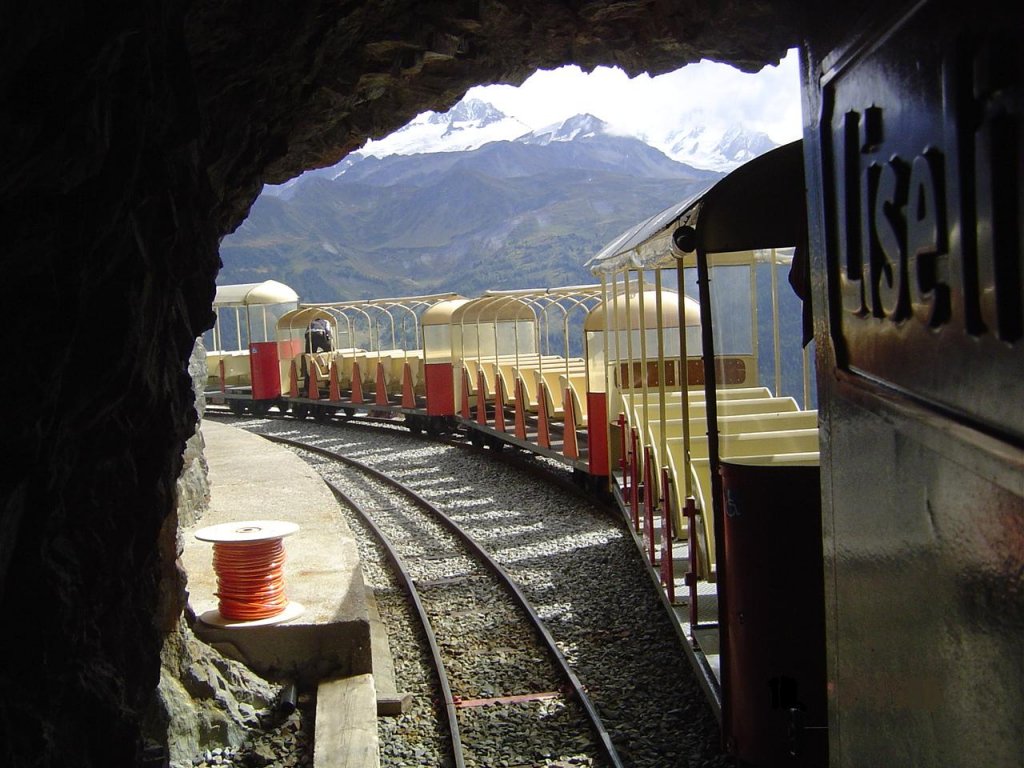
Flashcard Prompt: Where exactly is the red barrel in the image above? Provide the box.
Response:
[720,459,828,767]
[249,341,281,400]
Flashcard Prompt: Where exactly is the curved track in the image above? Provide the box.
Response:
[210,410,735,768]
[266,434,625,768]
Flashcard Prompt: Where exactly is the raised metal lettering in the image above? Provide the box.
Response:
[907,151,951,327]
[874,158,910,320]
[840,110,867,316]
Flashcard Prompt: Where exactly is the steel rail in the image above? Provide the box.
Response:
[263,433,626,768]
[325,476,466,768]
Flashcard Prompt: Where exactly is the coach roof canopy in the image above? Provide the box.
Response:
[213,280,299,307]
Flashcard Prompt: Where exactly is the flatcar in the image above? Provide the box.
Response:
[205,141,833,765]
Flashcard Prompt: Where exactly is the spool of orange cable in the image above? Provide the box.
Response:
[194,520,304,627]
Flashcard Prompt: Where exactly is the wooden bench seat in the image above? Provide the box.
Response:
[622,395,802,478]
[515,362,587,413]
[216,350,252,387]
[379,350,422,393]
[644,419,819,581]
[647,409,819,440]
[622,386,772,408]
[632,395,800,424]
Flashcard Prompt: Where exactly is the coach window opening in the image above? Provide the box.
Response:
[653,268,669,534]
[501,294,535,408]
[520,291,569,380]
[598,274,612,482]
[326,305,369,388]
[378,299,413,350]
[638,270,653,443]
[768,248,782,398]
[217,304,246,352]
[679,247,815,406]
[413,297,440,348]
[278,306,314,347]
[459,296,495,363]
[760,246,815,408]
[512,293,547,357]
[363,303,383,352]
[623,276,636,425]
[342,305,374,351]
[597,276,686,486]
[371,306,386,352]
[525,294,552,358]
[319,307,344,351]
[510,291,559,359]
[329,308,353,351]
[360,305,384,352]
[553,288,604,378]
[472,293,537,366]
[549,286,602,359]
[452,297,483,367]
[370,304,394,351]
[318,292,455,354]
[501,293,540,364]
[532,289,571,361]
[212,311,222,351]
[305,302,352,351]
[389,299,425,350]
[630,271,650,462]
[454,295,499,400]
[448,297,476,412]
[610,272,625,415]
[494,286,600,373]
[387,299,423,351]
[541,296,554,357]
[675,265,694,502]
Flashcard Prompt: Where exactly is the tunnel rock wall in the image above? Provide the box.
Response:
[186,0,801,232]
[0,1,800,765]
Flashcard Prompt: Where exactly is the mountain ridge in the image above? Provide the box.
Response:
[221,109,767,301]
[349,95,778,171]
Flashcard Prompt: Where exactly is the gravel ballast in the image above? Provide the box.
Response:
[187,414,735,768]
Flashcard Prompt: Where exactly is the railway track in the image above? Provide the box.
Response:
[267,433,623,768]
[214,412,734,768]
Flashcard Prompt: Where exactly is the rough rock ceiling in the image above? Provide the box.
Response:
[184,0,804,232]
[0,1,808,764]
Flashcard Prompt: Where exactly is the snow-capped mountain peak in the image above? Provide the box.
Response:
[356,96,530,159]
[520,113,610,145]
[263,95,782,198]
[443,97,508,129]
[660,121,777,172]
[347,91,782,172]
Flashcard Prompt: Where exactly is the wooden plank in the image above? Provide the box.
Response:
[366,587,412,716]
[314,675,380,768]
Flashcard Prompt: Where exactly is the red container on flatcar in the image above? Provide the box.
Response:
[250,341,282,400]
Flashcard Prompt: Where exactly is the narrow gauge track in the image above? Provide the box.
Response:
[212,411,735,768]
[207,403,599,502]
[266,432,623,768]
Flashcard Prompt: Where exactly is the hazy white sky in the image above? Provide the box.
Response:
[465,48,802,144]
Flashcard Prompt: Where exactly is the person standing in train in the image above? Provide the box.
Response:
[305,317,332,353]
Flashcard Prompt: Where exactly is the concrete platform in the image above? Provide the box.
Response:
[182,420,373,687]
